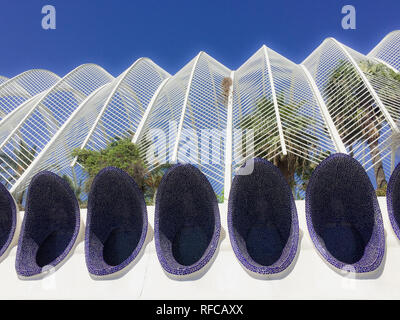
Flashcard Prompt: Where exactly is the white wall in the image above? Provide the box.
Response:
[1,197,399,300]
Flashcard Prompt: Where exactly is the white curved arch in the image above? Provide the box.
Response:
[300,65,347,154]
[231,46,282,172]
[73,58,169,157]
[136,52,231,194]
[0,64,113,192]
[369,30,400,71]
[0,69,59,119]
[0,32,399,197]
[302,37,399,179]
[171,52,203,162]
[136,55,203,168]
[10,82,115,195]
[230,44,338,200]
[333,39,399,133]
[132,77,171,144]
[14,58,170,197]
[173,52,231,194]
[263,45,287,155]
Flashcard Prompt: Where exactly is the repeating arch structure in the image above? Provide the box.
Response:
[303,38,400,181]
[0,69,60,120]
[226,45,341,197]
[1,31,399,200]
[72,58,170,185]
[9,58,170,196]
[0,64,113,194]
[136,52,230,194]
[369,31,400,71]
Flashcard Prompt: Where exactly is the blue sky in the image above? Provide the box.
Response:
[0,0,399,78]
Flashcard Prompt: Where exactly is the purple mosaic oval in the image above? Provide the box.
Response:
[15,171,81,278]
[387,162,400,240]
[154,164,221,278]
[85,166,148,277]
[306,153,385,273]
[228,158,299,275]
[0,183,17,260]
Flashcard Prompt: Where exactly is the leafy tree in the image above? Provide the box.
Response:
[72,138,170,204]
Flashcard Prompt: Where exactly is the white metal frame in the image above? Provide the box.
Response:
[0,64,113,193]
[171,52,203,162]
[1,31,400,197]
[132,78,170,144]
[223,71,235,200]
[334,39,400,134]
[10,83,113,194]
[300,65,347,153]
[263,45,287,155]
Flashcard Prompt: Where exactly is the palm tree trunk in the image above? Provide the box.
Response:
[366,123,387,189]
[368,138,387,189]
[274,155,294,187]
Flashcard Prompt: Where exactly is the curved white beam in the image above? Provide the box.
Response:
[368,30,400,56]
[10,83,113,195]
[300,65,347,154]
[0,64,113,189]
[69,58,145,167]
[0,64,111,152]
[263,45,287,155]
[223,70,235,201]
[333,39,400,134]
[0,69,58,92]
[171,52,203,162]
[0,69,59,118]
[132,77,170,144]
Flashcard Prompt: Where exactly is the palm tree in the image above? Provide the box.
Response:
[324,60,400,190]
[240,95,322,196]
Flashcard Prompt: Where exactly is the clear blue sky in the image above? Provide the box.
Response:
[0,0,399,78]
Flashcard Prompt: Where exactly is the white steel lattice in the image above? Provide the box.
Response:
[11,82,116,195]
[231,46,282,176]
[174,52,230,194]
[136,55,198,172]
[80,58,170,154]
[0,64,113,193]
[70,58,170,188]
[0,92,51,148]
[227,46,338,198]
[136,52,230,194]
[0,69,59,120]
[0,31,398,199]
[302,38,398,187]
[369,31,400,71]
